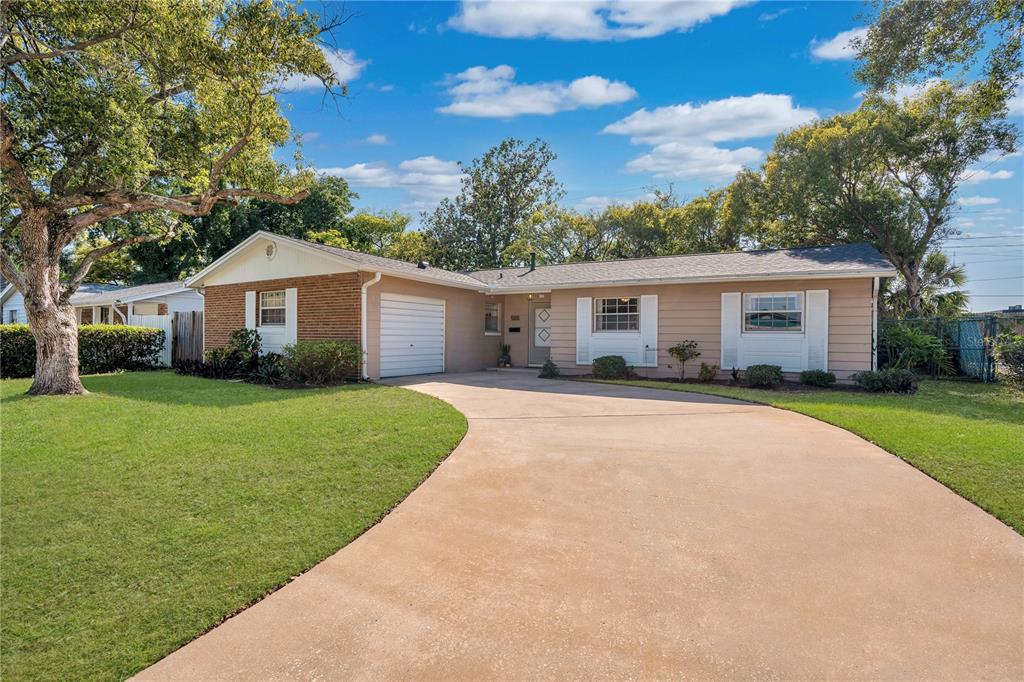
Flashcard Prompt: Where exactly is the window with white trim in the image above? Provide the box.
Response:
[259,290,286,326]
[7,310,17,323]
[743,293,802,332]
[594,297,639,331]
[99,307,110,324]
[484,301,501,335]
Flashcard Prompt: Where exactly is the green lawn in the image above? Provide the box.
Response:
[1,372,467,681]
[584,378,1024,534]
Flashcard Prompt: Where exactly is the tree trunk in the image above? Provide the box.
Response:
[27,302,85,395]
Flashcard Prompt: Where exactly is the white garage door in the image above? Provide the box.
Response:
[379,294,445,378]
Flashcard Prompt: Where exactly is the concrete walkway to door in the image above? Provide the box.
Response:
[138,371,1023,680]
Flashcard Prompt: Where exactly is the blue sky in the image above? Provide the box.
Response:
[277,1,1023,311]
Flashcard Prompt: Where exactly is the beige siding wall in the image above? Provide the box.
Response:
[549,277,874,380]
[365,275,500,379]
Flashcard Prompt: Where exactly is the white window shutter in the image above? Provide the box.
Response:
[285,287,298,345]
[805,289,829,371]
[244,291,256,330]
[576,297,592,365]
[640,294,658,367]
[721,292,741,369]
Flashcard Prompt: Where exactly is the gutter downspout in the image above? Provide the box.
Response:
[871,276,879,371]
[360,272,382,380]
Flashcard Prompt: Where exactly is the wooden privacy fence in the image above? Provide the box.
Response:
[172,311,204,365]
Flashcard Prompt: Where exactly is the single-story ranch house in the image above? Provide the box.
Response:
[188,231,896,381]
[0,280,203,325]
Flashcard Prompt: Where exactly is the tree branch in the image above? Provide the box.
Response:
[2,18,138,67]
[0,244,28,294]
[0,102,37,208]
[60,227,176,302]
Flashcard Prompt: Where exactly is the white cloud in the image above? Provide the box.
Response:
[364,134,390,145]
[321,163,397,187]
[448,0,751,41]
[958,196,1000,206]
[296,131,320,143]
[810,27,867,61]
[603,93,817,144]
[603,94,817,181]
[759,7,794,21]
[279,47,368,91]
[1008,88,1024,116]
[625,142,765,181]
[959,168,1014,184]
[320,156,464,208]
[438,65,636,118]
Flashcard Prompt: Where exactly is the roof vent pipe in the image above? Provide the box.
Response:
[529,252,536,272]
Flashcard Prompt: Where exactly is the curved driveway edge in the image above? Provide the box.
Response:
[137,371,1024,680]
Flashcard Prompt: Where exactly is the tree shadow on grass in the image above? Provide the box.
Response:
[2,371,386,408]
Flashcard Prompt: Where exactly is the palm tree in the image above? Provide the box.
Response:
[880,251,968,318]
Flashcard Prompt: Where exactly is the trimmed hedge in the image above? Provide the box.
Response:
[799,369,837,387]
[0,324,165,378]
[993,333,1024,389]
[851,368,918,393]
[281,340,361,385]
[592,355,630,380]
[745,364,783,388]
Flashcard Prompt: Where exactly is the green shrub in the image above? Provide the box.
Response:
[249,352,285,385]
[745,364,783,388]
[0,324,35,378]
[799,369,836,387]
[879,324,952,374]
[281,340,361,385]
[697,363,718,383]
[851,368,918,393]
[667,340,700,380]
[538,357,560,379]
[993,333,1024,389]
[0,323,164,378]
[592,355,629,380]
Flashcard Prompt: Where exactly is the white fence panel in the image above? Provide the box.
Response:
[129,314,173,367]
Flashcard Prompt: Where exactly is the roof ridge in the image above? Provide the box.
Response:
[467,243,875,274]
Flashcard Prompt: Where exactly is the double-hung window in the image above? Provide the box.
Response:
[743,293,802,332]
[484,302,501,335]
[259,290,286,326]
[594,297,639,331]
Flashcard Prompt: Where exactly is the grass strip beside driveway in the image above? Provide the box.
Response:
[582,378,1024,534]
[1,372,467,681]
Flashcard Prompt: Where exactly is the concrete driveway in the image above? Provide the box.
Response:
[139,371,1023,680]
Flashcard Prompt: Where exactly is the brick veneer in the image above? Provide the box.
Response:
[203,273,362,350]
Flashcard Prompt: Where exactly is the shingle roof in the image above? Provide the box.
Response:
[468,243,894,290]
[73,281,187,305]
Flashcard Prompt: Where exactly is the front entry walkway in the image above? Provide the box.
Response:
[138,372,1023,680]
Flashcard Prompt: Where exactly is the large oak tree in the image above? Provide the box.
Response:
[1,0,339,394]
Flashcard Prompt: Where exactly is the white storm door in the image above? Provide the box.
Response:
[379,294,445,378]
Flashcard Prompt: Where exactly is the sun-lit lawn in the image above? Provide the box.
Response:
[583,377,1024,534]
[0,371,467,681]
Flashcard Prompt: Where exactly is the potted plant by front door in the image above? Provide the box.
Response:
[498,343,512,367]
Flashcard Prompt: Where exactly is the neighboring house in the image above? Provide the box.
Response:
[189,231,896,382]
[72,281,204,324]
[0,280,203,325]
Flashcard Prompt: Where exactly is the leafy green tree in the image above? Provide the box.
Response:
[739,82,1014,313]
[306,210,414,255]
[857,0,1023,112]
[507,207,613,264]
[423,138,564,270]
[128,176,356,282]
[880,251,969,318]
[0,0,340,394]
[68,237,139,285]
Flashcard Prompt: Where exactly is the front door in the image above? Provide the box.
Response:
[528,300,551,366]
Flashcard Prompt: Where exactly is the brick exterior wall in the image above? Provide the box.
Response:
[203,273,362,350]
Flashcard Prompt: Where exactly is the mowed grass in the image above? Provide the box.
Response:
[0,372,467,681]
[585,378,1024,534]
